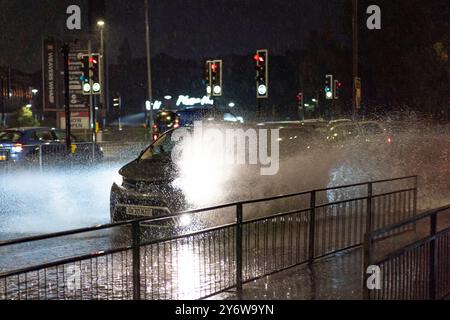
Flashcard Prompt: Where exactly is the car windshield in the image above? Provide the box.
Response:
[177,109,227,123]
[0,131,22,142]
[53,130,82,142]
[360,123,384,135]
[329,124,359,141]
[140,131,175,160]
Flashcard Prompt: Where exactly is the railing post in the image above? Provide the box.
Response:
[38,146,43,172]
[366,182,373,233]
[236,203,243,299]
[363,182,374,300]
[308,190,316,265]
[92,142,96,163]
[362,233,372,300]
[413,176,418,216]
[132,221,141,300]
[429,212,438,300]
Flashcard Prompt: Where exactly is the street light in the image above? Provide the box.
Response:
[144,0,154,138]
[31,89,39,95]
[97,19,108,128]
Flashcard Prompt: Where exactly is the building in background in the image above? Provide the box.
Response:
[0,66,35,126]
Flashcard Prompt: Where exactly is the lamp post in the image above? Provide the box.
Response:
[0,74,5,128]
[97,19,108,128]
[352,0,359,120]
[31,89,38,121]
[144,0,154,139]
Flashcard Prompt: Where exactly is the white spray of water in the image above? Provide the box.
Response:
[0,163,122,236]
[0,121,448,237]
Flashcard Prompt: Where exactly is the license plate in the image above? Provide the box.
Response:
[125,205,154,217]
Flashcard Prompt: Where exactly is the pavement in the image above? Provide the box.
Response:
[209,248,363,300]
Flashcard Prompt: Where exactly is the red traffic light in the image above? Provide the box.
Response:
[211,63,217,73]
[254,54,264,62]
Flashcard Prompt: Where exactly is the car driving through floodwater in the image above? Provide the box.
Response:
[110,120,285,231]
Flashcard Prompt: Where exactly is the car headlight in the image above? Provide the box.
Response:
[179,214,192,227]
[113,173,123,186]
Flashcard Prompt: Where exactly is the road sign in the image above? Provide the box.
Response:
[68,51,89,108]
[59,111,90,130]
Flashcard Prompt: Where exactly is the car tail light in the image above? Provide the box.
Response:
[12,143,23,153]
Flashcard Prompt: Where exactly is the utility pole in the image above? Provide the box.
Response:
[7,66,11,103]
[88,40,96,145]
[61,44,72,154]
[144,0,154,138]
[352,0,359,120]
[0,74,4,128]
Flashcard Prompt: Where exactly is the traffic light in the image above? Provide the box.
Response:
[205,61,212,96]
[211,60,222,97]
[90,54,101,95]
[255,49,269,98]
[81,55,91,95]
[113,94,121,109]
[296,92,303,107]
[81,54,102,95]
[334,80,342,99]
[325,74,333,100]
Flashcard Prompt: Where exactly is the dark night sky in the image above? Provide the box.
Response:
[0,0,345,73]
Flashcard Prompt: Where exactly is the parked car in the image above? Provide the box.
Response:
[326,121,392,146]
[328,119,353,127]
[177,107,242,127]
[0,127,103,164]
[257,121,326,156]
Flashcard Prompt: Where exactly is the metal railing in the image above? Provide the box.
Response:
[98,141,148,161]
[0,175,418,300]
[363,204,450,300]
[0,141,149,171]
[0,142,103,170]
